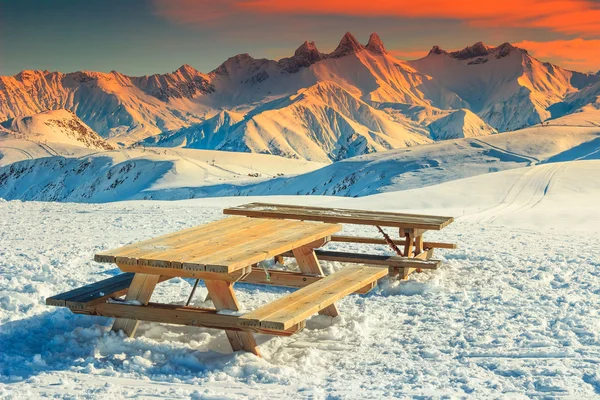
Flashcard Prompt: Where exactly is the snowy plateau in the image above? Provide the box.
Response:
[0,32,600,399]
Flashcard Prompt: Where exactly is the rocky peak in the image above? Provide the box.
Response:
[366,33,386,54]
[450,42,491,60]
[294,41,320,58]
[429,45,447,55]
[329,32,364,58]
[176,64,199,77]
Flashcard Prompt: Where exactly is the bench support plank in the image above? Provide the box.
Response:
[292,246,339,318]
[205,280,260,356]
[111,273,160,337]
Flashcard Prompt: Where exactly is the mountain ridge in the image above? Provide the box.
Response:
[1,33,599,161]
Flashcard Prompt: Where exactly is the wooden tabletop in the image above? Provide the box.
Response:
[95,216,341,274]
[224,203,454,230]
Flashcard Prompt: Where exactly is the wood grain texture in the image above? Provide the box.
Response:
[96,216,341,275]
[281,250,442,269]
[292,246,339,317]
[239,266,387,330]
[224,203,454,230]
[204,280,260,356]
[111,273,159,337]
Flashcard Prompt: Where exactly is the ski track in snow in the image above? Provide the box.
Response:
[471,138,540,166]
[0,147,34,161]
[465,163,568,224]
[1,201,599,398]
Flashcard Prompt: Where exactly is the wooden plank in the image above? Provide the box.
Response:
[330,235,457,249]
[95,217,252,263]
[224,203,454,230]
[117,263,252,281]
[98,216,340,275]
[134,218,279,269]
[263,267,388,330]
[281,250,442,269]
[292,246,339,317]
[204,280,260,356]
[108,217,277,268]
[111,273,159,337]
[46,273,135,307]
[92,302,304,336]
[239,266,387,330]
[183,222,341,273]
[239,267,366,328]
[242,268,322,287]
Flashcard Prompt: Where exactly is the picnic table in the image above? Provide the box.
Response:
[47,215,388,356]
[224,203,455,279]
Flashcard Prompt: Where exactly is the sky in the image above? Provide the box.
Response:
[1,0,600,76]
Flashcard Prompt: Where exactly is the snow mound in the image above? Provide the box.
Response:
[0,109,114,150]
[428,109,497,139]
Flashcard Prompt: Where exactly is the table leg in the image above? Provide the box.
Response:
[292,246,339,317]
[112,273,159,337]
[204,280,260,356]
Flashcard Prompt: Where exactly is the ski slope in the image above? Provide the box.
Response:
[0,159,599,398]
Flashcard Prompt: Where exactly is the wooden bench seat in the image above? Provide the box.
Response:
[238,266,388,331]
[281,249,442,270]
[46,273,170,312]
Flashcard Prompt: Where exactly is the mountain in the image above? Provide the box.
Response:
[409,42,600,131]
[144,81,431,162]
[428,109,497,140]
[0,109,113,150]
[1,33,599,160]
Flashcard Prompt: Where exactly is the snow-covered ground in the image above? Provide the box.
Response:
[2,110,599,202]
[1,160,599,398]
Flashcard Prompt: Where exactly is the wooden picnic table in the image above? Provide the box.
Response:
[224,203,456,279]
[47,216,387,356]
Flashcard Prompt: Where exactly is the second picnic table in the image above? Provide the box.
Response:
[224,202,455,279]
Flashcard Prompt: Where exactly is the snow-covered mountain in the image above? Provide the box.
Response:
[0,109,113,150]
[143,81,431,162]
[2,110,598,202]
[428,109,497,140]
[1,33,599,161]
[409,42,600,131]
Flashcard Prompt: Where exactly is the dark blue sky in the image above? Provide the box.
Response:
[1,0,598,76]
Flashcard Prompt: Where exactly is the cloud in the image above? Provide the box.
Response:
[153,0,600,36]
[514,38,600,72]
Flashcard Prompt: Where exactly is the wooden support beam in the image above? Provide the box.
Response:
[92,302,305,336]
[111,273,159,337]
[204,280,260,356]
[329,235,456,249]
[116,263,252,281]
[292,246,339,318]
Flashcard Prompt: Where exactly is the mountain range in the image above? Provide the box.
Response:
[1,32,600,162]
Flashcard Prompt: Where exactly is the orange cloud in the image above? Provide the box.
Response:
[515,38,600,72]
[154,0,600,36]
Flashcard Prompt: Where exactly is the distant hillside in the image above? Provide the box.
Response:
[1,109,114,150]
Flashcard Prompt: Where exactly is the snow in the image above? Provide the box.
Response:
[2,112,599,202]
[4,34,598,159]
[0,109,113,151]
[1,158,599,398]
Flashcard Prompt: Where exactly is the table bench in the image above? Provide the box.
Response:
[224,203,455,279]
[47,216,386,356]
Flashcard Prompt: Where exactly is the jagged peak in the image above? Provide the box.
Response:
[366,33,386,54]
[330,32,364,58]
[450,41,492,60]
[429,45,447,55]
[295,41,320,57]
[176,64,198,75]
